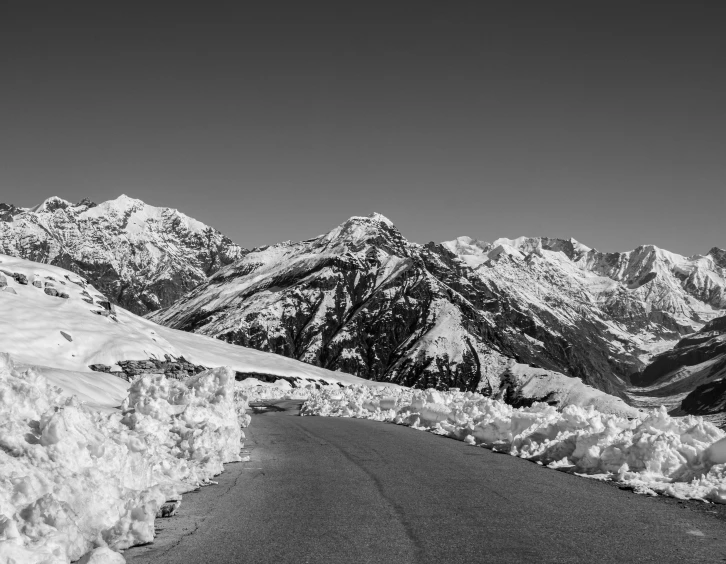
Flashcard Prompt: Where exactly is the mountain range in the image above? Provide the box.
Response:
[2,195,724,418]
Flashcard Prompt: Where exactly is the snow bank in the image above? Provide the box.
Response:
[0,354,246,563]
[235,381,321,403]
[302,386,726,503]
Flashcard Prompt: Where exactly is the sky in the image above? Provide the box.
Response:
[0,1,724,254]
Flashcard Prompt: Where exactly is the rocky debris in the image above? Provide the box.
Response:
[97,300,115,314]
[0,195,244,314]
[156,500,181,518]
[0,274,6,288]
[89,356,208,381]
[0,203,23,222]
[60,331,72,342]
[32,278,42,288]
[12,272,27,285]
[88,364,115,373]
[234,371,321,388]
[41,284,69,299]
[65,274,86,288]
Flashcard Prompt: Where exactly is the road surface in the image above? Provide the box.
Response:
[126,400,726,563]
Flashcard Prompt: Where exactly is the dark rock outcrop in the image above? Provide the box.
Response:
[89,356,208,381]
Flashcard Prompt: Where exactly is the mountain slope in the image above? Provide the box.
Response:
[629,315,726,423]
[151,214,725,398]
[0,195,244,314]
[0,252,373,388]
[153,214,505,391]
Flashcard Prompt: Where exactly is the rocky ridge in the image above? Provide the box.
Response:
[0,195,244,314]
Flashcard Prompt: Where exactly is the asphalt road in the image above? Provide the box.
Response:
[125,400,726,564]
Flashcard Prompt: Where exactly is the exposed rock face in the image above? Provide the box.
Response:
[710,247,726,270]
[0,203,23,222]
[150,214,725,397]
[0,195,244,315]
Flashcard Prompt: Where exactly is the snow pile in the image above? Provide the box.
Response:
[235,380,334,403]
[0,353,246,564]
[302,386,726,503]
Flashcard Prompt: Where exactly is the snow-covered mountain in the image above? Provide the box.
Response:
[149,213,726,399]
[0,195,244,314]
[445,235,725,332]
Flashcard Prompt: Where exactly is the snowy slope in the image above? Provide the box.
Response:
[0,253,378,393]
[0,195,244,314]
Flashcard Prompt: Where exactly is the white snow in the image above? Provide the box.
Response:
[501,362,640,418]
[0,354,247,564]
[302,386,726,504]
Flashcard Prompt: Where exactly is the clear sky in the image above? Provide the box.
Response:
[1,1,724,254]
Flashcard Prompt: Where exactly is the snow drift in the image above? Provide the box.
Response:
[302,386,726,503]
[0,354,247,564]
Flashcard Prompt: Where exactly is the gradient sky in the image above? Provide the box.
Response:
[1,2,724,255]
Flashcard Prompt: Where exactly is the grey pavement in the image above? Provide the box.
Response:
[125,400,726,564]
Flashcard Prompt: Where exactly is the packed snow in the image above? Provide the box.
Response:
[0,353,248,564]
[302,386,726,503]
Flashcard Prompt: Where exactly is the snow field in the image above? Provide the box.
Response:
[0,354,248,564]
[302,386,726,503]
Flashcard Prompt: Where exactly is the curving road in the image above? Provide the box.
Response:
[126,400,726,564]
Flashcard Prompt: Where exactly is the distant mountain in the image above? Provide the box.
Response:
[149,213,726,398]
[630,314,726,422]
[0,195,244,314]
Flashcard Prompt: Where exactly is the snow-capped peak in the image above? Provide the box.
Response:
[318,212,404,252]
[27,196,73,214]
[366,212,395,226]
